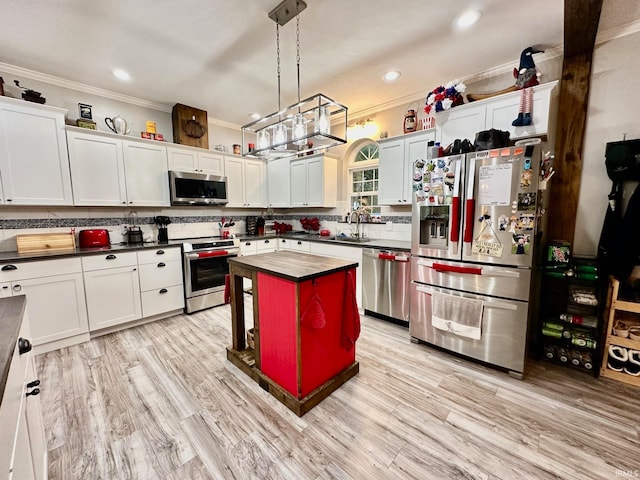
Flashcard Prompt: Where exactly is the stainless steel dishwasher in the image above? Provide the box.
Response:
[362,248,411,325]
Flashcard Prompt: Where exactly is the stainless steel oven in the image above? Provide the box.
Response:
[182,238,240,313]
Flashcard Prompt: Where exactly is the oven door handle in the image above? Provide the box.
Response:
[185,250,231,259]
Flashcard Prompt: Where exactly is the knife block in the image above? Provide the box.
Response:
[158,227,168,244]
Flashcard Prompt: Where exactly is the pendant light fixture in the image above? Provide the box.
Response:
[242,0,348,158]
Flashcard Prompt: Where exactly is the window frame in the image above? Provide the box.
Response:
[348,140,380,213]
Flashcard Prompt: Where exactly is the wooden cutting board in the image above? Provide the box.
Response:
[172,103,209,149]
[16,233,76,253]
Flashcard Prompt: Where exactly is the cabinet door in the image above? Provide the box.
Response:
[485,86,552,140]
[122,140,170,206]
[405,134,432,203]
[167,146,198,173]
[244,159,266,208]
[435,103,485,149]
[378,138,405,205]
[84,266,142,331]
[224,156,245,207]
[14,273,89,345]
[67,130,127,206]
[138,259,183,291]
[306,157,326,207]
[267,157,291,208]
[24,355,46,480]
[0,282,11,298]
[198,151,225,175]
[0,100,72,205]
[290,159,307,207]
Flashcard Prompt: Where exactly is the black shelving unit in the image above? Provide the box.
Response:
[538,256,604,376]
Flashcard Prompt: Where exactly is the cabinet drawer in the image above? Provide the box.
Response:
[137,247,181,265]
[256,238,277,252]
[0,257,82,281]
[82,251,137,271]
[138,260,183,291]
[141,285,184,317]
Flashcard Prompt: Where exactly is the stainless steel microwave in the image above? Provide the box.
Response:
[169,171,228,206]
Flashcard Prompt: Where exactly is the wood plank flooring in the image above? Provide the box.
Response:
[36,299,640,479]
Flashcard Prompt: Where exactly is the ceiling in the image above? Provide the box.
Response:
[0,1,636,126]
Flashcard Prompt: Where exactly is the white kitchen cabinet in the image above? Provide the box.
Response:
[378,130,435,206]
[122,140,170,207]
[285,239,311,252]
[309,242,363,307]
[0,300,47,480]
[67,129,127,206]
[0,257,89,354]
[435,81,558,148]
[137,247,184,318]
[0,96,73,206]
[256,237,277,254]
[267,157,291,208]
[67,128,170,207]
[167,145,224,175]
[224,156,267,208]
[290,154,337,207]
[82,252,142,331]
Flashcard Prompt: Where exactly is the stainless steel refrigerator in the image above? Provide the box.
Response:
[410,144,546,377]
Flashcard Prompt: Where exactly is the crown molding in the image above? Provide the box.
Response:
[0,62,173,113]
[596,18,640,43]
[208,117,242,130]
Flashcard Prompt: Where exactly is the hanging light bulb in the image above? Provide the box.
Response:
[273,123,287,150]
[315,105,330,136]
[292,113,307,146]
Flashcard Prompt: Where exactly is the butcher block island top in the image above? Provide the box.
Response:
[227,251,360,416]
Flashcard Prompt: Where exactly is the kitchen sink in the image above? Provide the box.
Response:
[330,236,370,243]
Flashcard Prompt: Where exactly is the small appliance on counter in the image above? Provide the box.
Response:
[154,216,171,243]
[78,229,111,248]
[125,212,144,245]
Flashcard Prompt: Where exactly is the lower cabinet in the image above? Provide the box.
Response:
[137,248,184,317]
[0,257,89,354]
[82,252,142,331]
[0,299,47,480]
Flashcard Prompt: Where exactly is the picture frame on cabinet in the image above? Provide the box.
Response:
[78,102,93,120]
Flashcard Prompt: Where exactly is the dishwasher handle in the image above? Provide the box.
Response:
[363,250,409,262]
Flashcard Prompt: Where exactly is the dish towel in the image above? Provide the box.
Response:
[341,270,361,351]
[431,291,483,340]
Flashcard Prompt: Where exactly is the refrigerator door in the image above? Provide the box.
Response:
[411,154,465,259]
[462,145,541,267]
[411,256,531,301]
[409,281,530,374]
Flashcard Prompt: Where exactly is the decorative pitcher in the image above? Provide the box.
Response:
[105,116,132,135]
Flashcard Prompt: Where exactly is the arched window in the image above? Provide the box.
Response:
[349,140,380,214]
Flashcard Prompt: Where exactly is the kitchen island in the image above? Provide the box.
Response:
[227,251,360,416]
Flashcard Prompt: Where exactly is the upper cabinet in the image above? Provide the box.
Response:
[224,156,267,208]
[167,145,224,176]
[267,156,291,208]
[435,81,558,148]
[0,96,73,205]
[290,153,337,208]
[67,127,170,207]
[378,130,435,206]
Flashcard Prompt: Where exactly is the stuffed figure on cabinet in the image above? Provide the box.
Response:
[512,47,544,126]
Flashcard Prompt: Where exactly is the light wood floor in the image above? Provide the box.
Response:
[36,299,640,480]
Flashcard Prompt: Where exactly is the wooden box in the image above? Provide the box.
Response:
[172,103,209,149]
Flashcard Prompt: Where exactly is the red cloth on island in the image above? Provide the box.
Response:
[341,269,360,351]
[224,274,230,304]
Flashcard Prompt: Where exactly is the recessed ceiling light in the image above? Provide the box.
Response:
[454,10,482,30]
[250,113,261,120]
[382,70,401,82]
[112,69,131,81]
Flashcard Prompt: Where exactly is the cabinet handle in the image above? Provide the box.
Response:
[159,288,168,294]
[27,379,40,388]
[13,284,21,292]
[156,250,165,255]
[26,388,40,397]
[297,241,302,245]
[264,240,269,244]
[281,239,286,243]
[1,264,17,271]
[106,254,117,260]
[133,268,137,271]
[245,242,251,246]
[157,262,166,267]
[6,199,12,202]
[1,285,8,290]
[18,337,31,355]
[122,202,126,204]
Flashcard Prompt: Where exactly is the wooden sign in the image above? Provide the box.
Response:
[172,103,209,149]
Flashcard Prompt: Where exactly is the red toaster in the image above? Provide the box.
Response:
[78,229,111,248]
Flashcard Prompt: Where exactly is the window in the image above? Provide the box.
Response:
[349,141,380,214]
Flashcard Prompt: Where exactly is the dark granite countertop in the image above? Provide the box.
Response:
[0,241,184,264]
[0,295,27,406]
[229,251,357,282]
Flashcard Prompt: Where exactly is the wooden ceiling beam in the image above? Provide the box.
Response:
[547,0,603,245]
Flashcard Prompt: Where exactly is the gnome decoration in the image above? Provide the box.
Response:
[512,47,544,126]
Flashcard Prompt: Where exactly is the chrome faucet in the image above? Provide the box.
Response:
[347,203,369,240]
